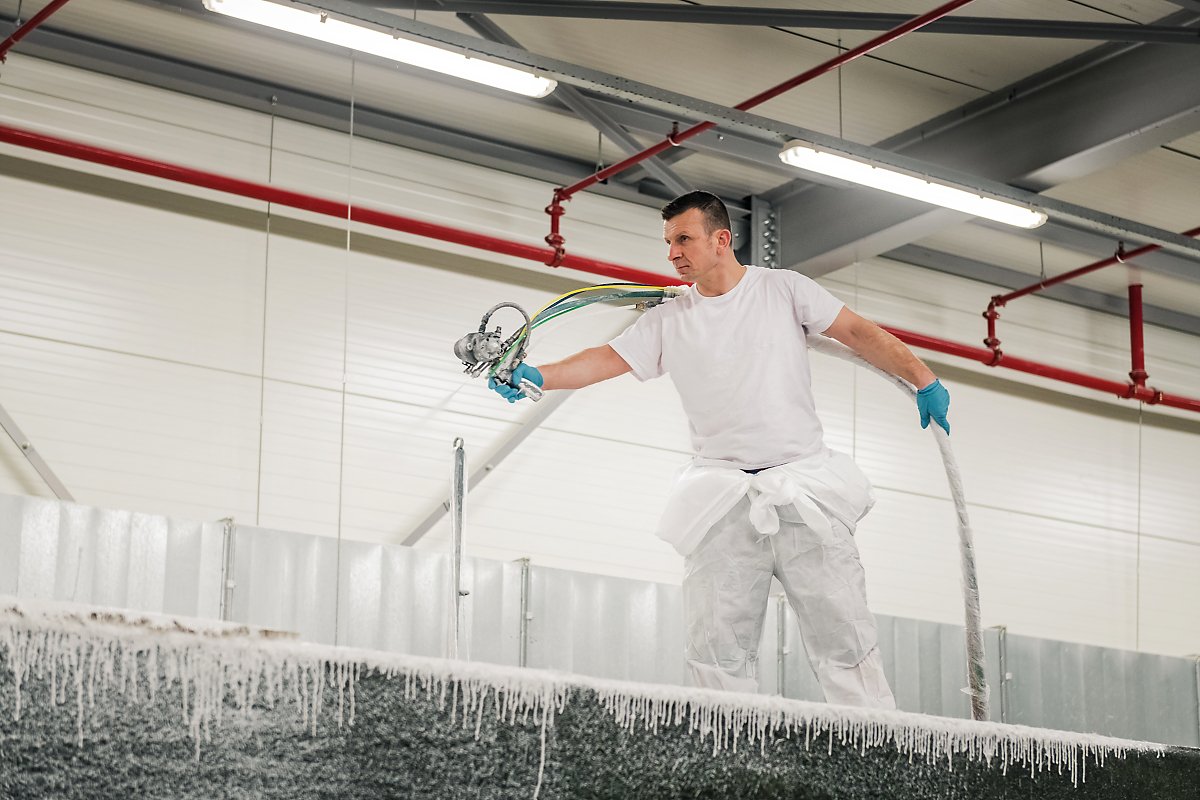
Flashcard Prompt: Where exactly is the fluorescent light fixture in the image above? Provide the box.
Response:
[778,141,1047,229]
[203,0,557,98]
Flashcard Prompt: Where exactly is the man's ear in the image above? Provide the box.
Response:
[716,229,732,250]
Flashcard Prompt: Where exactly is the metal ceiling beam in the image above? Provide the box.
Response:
[885,244,1200,336]
[377,2,1200,44]
[769,14,1200,277]
[455,12,691,196]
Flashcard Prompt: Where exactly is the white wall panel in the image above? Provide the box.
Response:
[0,174,268,375]
[855,490,964,626]
[421,426,686,586]
[544,370,692,456]
[339,392,519,544]
[261,234,349,391]
[937,381,1142,533]
[971,504,1140,650]
[0,332,261,520]
[1137,537,1200,656]
[0,58,272,209]
[1140,424,1200,546]
[256,379,344,536]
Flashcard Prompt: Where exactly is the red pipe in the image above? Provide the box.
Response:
[556,0,975,202]
[0,0,72,62]
[2,122,1196,413]
[0,123,675,287]
[886,327,1196,412]
[1128,283,1147,388]
[990,227,1200,309]
[982,226,1200,392]
[543,0,976,264]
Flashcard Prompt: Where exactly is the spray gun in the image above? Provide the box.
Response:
[453,302,544,401]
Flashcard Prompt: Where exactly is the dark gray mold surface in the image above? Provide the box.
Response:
[1,665,1198,799]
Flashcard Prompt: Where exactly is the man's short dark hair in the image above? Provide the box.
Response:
[661,191,731,235]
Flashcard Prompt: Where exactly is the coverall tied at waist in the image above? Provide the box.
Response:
[656,448,876,558]
[660,450,896,708]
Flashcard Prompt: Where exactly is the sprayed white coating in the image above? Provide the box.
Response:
[0,598,1164,787]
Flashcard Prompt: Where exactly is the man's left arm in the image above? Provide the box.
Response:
[821,306,951,434]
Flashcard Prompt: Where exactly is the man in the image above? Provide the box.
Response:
[489,191,950,708]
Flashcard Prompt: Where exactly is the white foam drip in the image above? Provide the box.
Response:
[0,599,1164,787]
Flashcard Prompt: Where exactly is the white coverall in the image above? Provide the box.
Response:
[609,265,896,708]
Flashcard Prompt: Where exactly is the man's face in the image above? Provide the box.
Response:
[663,208,727,283]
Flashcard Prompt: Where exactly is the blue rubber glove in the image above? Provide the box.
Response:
[488,363,543,404]
[917,379,951,435]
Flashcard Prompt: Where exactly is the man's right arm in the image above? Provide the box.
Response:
[537,344,632,390]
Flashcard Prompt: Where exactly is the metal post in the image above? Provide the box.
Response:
[993,624,1011,723]
[1193,656,1199,743]
[517,557,531,668]
[448,437,468,660]
[775,593,788,696]
[218,517,236,622]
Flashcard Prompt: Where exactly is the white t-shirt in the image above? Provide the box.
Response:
[609,265,844,469]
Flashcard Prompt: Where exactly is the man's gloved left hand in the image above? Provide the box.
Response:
[488,362,543,403]
[917,379,951,435]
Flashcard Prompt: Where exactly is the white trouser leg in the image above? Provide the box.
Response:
[682,497,773,694]
[773,516,896,709]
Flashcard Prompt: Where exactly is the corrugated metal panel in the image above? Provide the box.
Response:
[525,564,686,685]
[0,491,224,617]
[228,521,524,662]
[333,537,523,664]
[1002,631,1199,746]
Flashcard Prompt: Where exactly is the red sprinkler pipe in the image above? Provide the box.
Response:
[2,122,1197,413]
[0,0,72,62]
[990,225,1200,311]
[542,0,977,265]
[0,123,675,286]
[981,226,1200,393]
[1128,283,1148,389]
[886,327,1196,412]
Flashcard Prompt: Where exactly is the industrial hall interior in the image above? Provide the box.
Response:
[1,0,1199,797]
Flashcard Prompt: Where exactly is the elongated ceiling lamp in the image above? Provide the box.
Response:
[779,141,1047,229]
[203,0,557,98]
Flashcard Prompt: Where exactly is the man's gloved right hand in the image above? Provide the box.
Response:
[488,362,543,403]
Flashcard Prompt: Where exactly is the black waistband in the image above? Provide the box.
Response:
[741,465,781,475]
